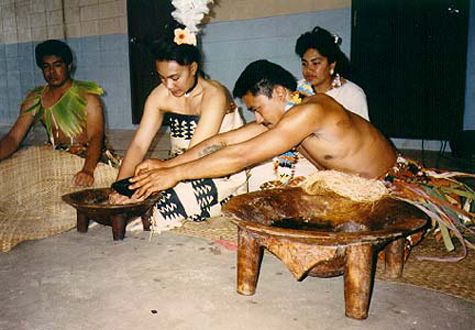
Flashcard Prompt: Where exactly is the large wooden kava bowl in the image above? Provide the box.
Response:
[222,187,428,320]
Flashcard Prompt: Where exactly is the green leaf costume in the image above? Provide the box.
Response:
[22,80,104,144]
[20,80,121,168]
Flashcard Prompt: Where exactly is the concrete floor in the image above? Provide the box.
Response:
[0,225,474,330]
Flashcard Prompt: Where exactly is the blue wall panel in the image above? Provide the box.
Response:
[1,5,474,142]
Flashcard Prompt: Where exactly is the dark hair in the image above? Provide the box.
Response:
[233,60,297,99]
[35,39,73,68]
[150,27,201,70]
[295,26,350,77]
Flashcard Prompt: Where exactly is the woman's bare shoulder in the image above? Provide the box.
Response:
[146,84,169,103]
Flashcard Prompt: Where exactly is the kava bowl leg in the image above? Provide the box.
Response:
[111,214,127,240]
[237,227,262,296]
[76,211,89,233]
[384,238,405,278]
[344,243,374,320]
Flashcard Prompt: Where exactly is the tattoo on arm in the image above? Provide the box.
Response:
[199,143,225,157]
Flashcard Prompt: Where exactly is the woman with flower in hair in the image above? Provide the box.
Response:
[110,25,246,231]
[295,26,369,121]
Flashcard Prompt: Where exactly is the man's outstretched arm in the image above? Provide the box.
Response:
[130,104,320,199]
[134,121,267,174]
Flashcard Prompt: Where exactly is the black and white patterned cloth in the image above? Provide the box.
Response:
[150,111,247,232]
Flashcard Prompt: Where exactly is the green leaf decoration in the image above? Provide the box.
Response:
[21,86,44,116]
[439,222,455,251]
[23,98,42,116]
[441,186,475,200]
[21,80,103,140]
[75,80,104,96]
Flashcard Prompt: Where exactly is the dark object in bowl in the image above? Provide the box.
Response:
[111,176,136,198]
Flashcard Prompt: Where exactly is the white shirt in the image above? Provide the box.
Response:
[297,79,370,121]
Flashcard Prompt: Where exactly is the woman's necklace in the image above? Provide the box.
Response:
[184,75,199,98]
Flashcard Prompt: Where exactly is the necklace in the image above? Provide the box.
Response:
[184,75,199,98]
[273,148,299,184]
[273,91,303,184]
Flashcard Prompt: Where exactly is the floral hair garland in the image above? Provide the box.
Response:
[171,0,214,46]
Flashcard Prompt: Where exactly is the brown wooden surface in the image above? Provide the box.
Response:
[224,187,428,319]
[63,188,162,239]
[111,214,127,240]
[384,238,405,278]
[223,187,428,244]
[344,243,374,319]
[237,228,262,295]
[76,211,89,233]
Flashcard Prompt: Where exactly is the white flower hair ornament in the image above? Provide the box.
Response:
[171,0,214,46]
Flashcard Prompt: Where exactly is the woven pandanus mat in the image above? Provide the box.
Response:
[376,235,475,302]
[171,216,237,244]
[0,145,118,252]
[170,216,475,302]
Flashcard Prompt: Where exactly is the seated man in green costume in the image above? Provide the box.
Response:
[0,39,119,187]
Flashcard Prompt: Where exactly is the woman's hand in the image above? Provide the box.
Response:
[134,158,166,176]
[129,167,180,200]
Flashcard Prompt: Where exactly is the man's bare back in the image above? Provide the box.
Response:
[296,94,397,178]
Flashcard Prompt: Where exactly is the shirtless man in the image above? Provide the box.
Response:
[129,59,397,199]
[0,40,106,187]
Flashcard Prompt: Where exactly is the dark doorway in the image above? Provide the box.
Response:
[127,0,174,124]
[351,0,469,140]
